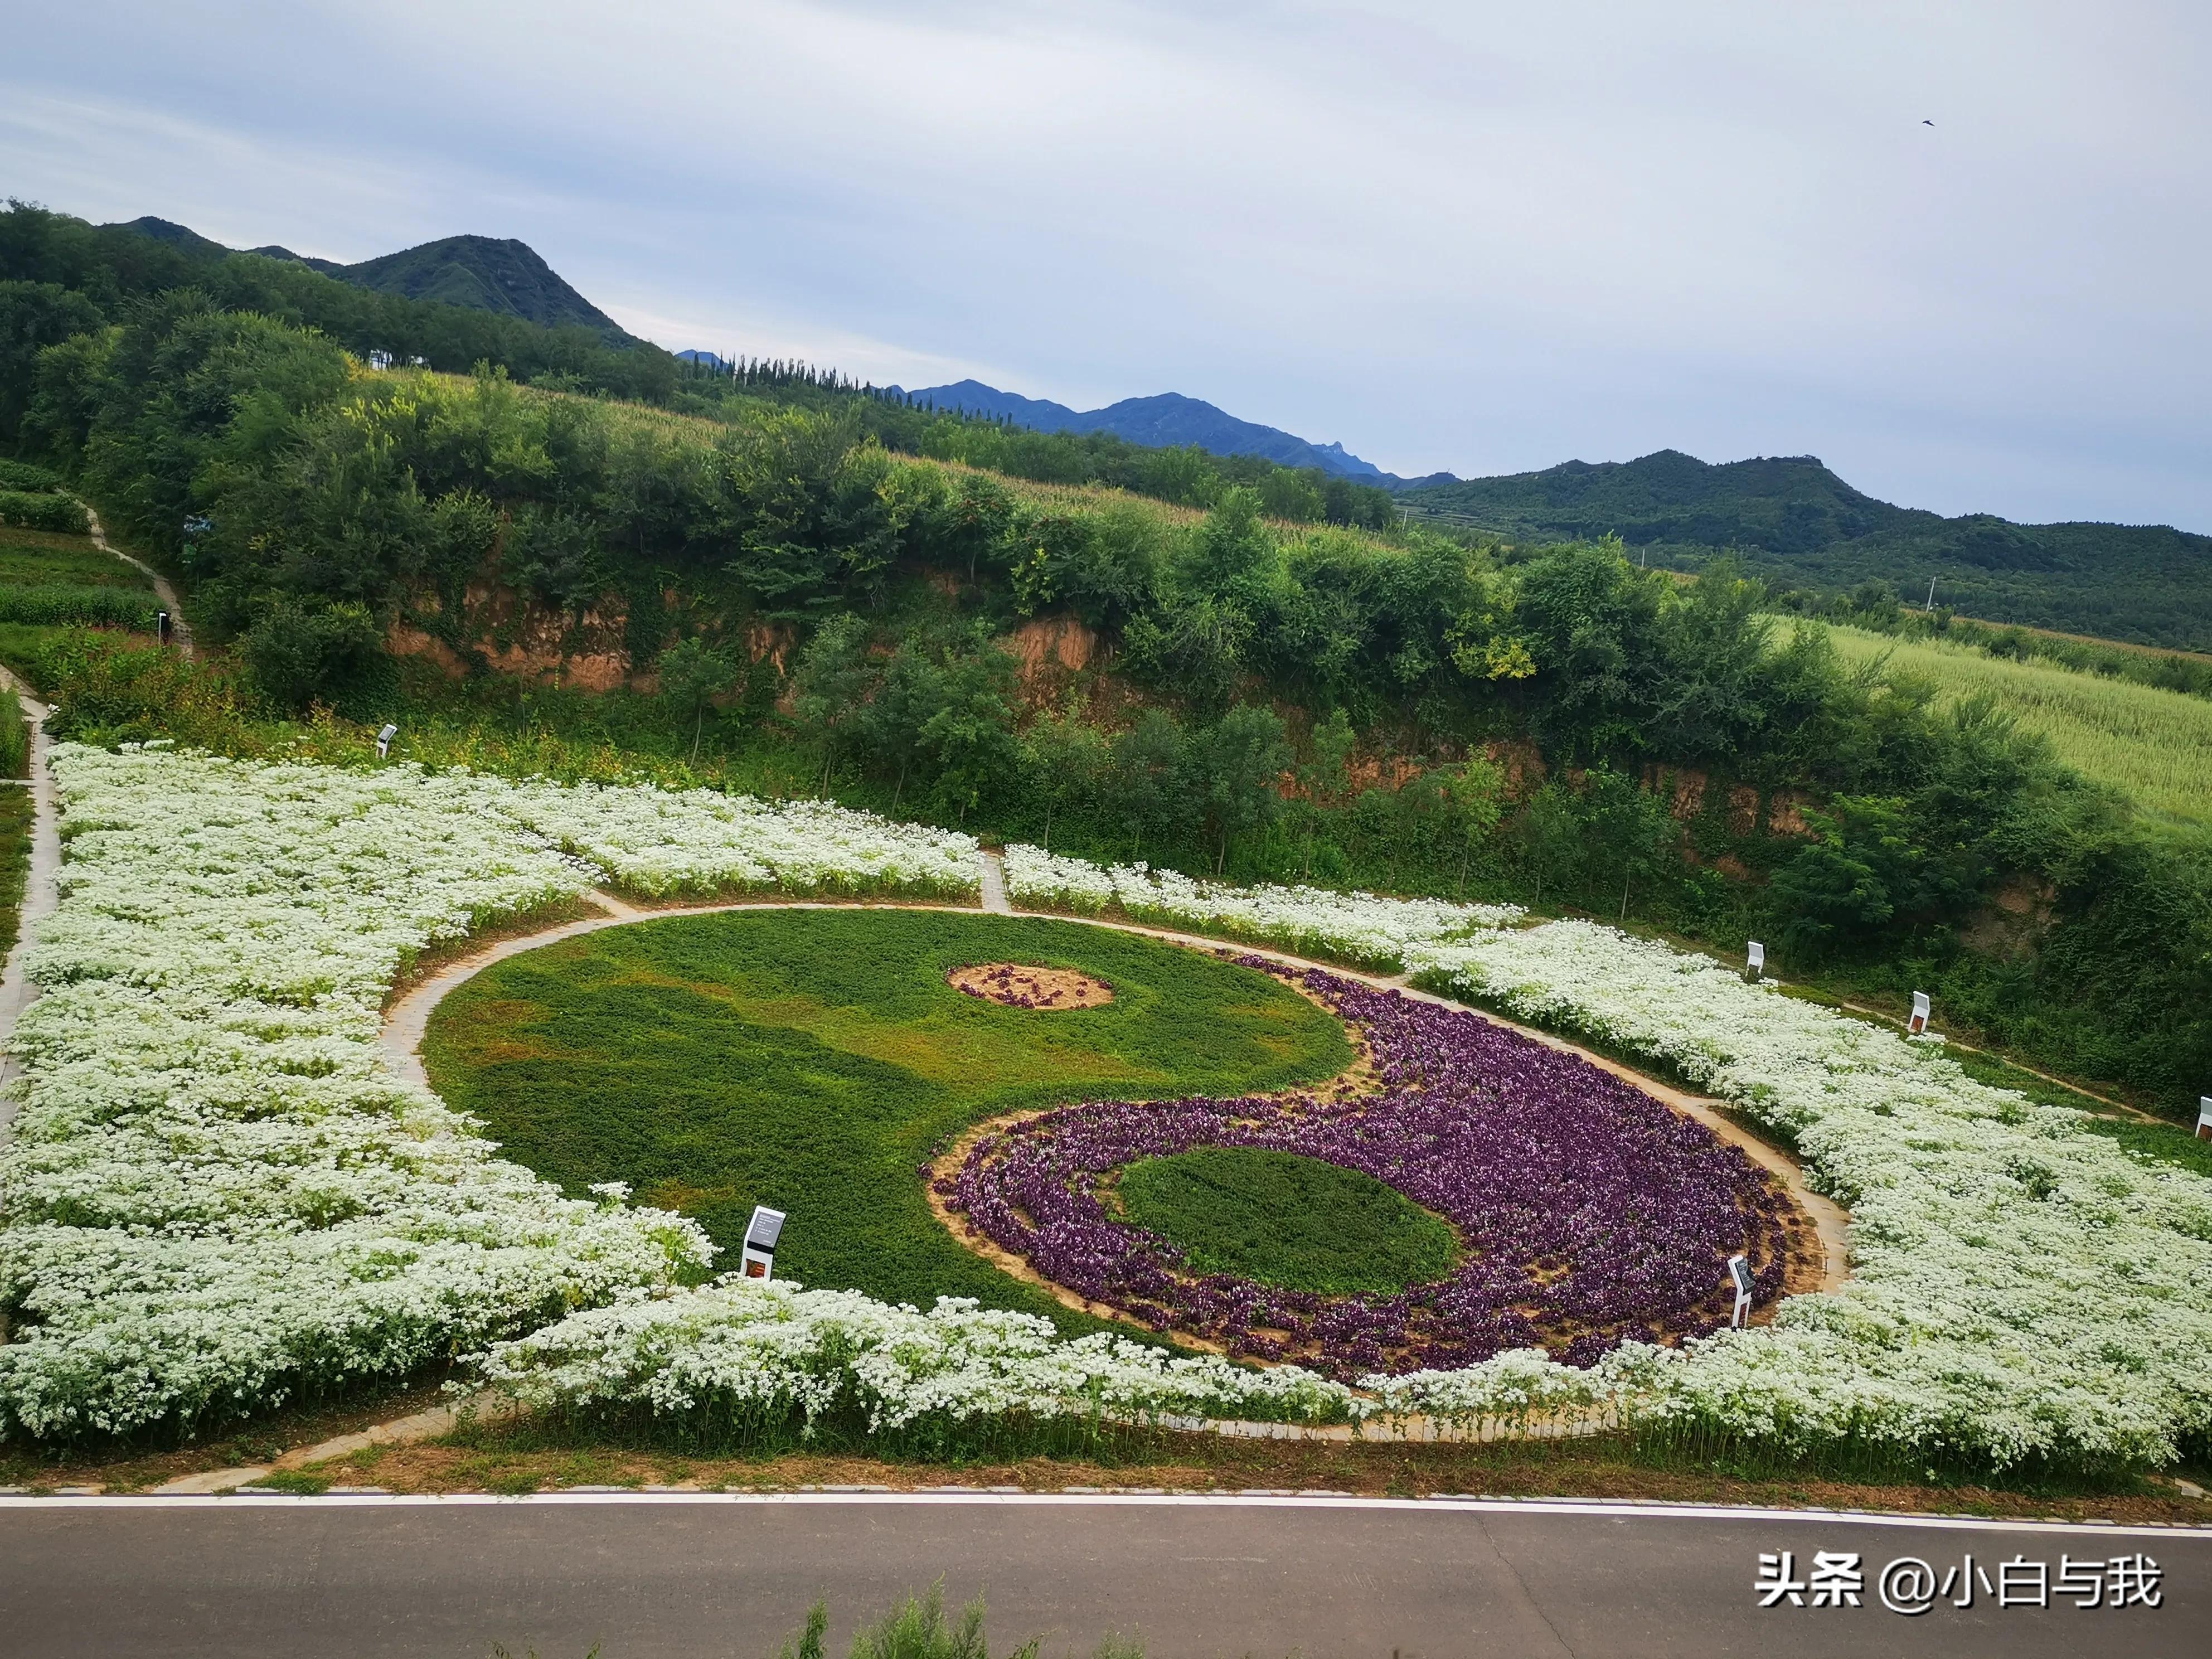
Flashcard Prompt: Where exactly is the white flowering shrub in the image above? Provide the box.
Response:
[472,1279,1361,1433]
[0,747,986,1441]
[10,747,2208,1473]
[491,777,979,899]
[1400,920,2212,1470]
[1001,846,1520,967]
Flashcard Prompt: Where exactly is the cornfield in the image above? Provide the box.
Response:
[1825,624,2212,827]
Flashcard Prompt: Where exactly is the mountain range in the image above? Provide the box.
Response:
[891,379,1445,484]
[1400,450,2212,651]
[101,215,2212,649]
[105,217,635,344]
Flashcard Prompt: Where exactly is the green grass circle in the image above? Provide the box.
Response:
[421,908,1352,1333]
[1114,1147,1461,1295]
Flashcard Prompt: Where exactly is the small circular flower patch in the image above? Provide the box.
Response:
[949,962,1115,1010]
[944,963,1797,1378]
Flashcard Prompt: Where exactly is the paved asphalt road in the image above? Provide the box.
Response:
[3,1493,2205,1658]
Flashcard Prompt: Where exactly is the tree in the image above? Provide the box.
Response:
[1108,708,1191,861]
[1441,755,1508,894]
[1193,703,1291,875]
[1578,766,1681,923]
[1512,780,1584,909]
[241,596,387,715]
[1021,705,1109,850]
[788,613,875,790]
[658,636,735,761]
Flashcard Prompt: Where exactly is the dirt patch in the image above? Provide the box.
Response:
[948,962,1115,1009]
[249,1430,2210,1524]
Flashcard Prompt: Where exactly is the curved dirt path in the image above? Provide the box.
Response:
[0,666,60,1119]
[83,505,193,658]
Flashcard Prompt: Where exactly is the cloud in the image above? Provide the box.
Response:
[4,1,2209,525]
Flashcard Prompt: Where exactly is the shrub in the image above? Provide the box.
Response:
[0,489,88,534]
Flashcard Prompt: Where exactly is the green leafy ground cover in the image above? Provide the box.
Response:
[1114,1147,1459,1294]
[0,524,158,649]
[0,786,28,950]
[421,910,1351,1327]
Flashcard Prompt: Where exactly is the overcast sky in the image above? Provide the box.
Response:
[6,2,2209,528]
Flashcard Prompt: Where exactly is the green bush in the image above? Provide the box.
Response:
[0,459,62,492]
[0,489,86,534]
[240,596,392,715]
[0,583,156,629]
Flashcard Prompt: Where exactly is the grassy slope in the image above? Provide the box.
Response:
[1823,622,2212,827]
[421,909,1351,1330]
[0,525,162,668]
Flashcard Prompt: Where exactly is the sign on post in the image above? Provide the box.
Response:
[741,1205,787,1280]
[2198,1097,2211,1143]
[1746,941,1765,982]
[1908,992,1930,1036]
[1727,1254,1754,1328]
[156,610,171,647]
[375,723,399,760]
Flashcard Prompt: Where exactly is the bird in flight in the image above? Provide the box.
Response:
[1923,119,1934,125]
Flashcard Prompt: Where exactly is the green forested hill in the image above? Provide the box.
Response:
[1400,450,2212,651]
[333,235,631,342]
[98,217,635,344]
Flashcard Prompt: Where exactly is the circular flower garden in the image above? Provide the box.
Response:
[948,961,1115,1008]
[944,962,1797,1379]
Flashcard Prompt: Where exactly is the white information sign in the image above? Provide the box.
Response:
[2198,1097,2211,1143]
[1727,1253,1754,1328]
[741,1205,787,1280]
[1908,991,1930,1036]
[375,723,399,760]
[1747,941,1765,981]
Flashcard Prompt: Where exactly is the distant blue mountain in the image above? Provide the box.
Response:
[892,379,1440,484]
[675,349,732,371]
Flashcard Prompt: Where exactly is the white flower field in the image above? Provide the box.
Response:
[3,745,2208,1473]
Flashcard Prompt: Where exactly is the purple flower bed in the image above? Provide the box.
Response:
[944,963,1794,1378]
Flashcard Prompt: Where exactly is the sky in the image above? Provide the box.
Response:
[6,1,2209,529]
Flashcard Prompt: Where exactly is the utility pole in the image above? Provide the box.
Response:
[1925,576,1937,612]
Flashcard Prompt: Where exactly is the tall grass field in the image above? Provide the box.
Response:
[1824,623,2212,828]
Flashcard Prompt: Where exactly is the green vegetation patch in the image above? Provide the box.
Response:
[422,909,1351,1327]
[0,786,31,952]
[0,525,147,588]
[1115,1147,1461,1295]
[2073,1115,2212,1181]
[1825,623,2212,828]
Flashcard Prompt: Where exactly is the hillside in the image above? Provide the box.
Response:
[336,235,630,341]
[1821,623,2212,829]
[105,217,636,345]
[899,379,1413,482]
[1400,450,2212,652]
